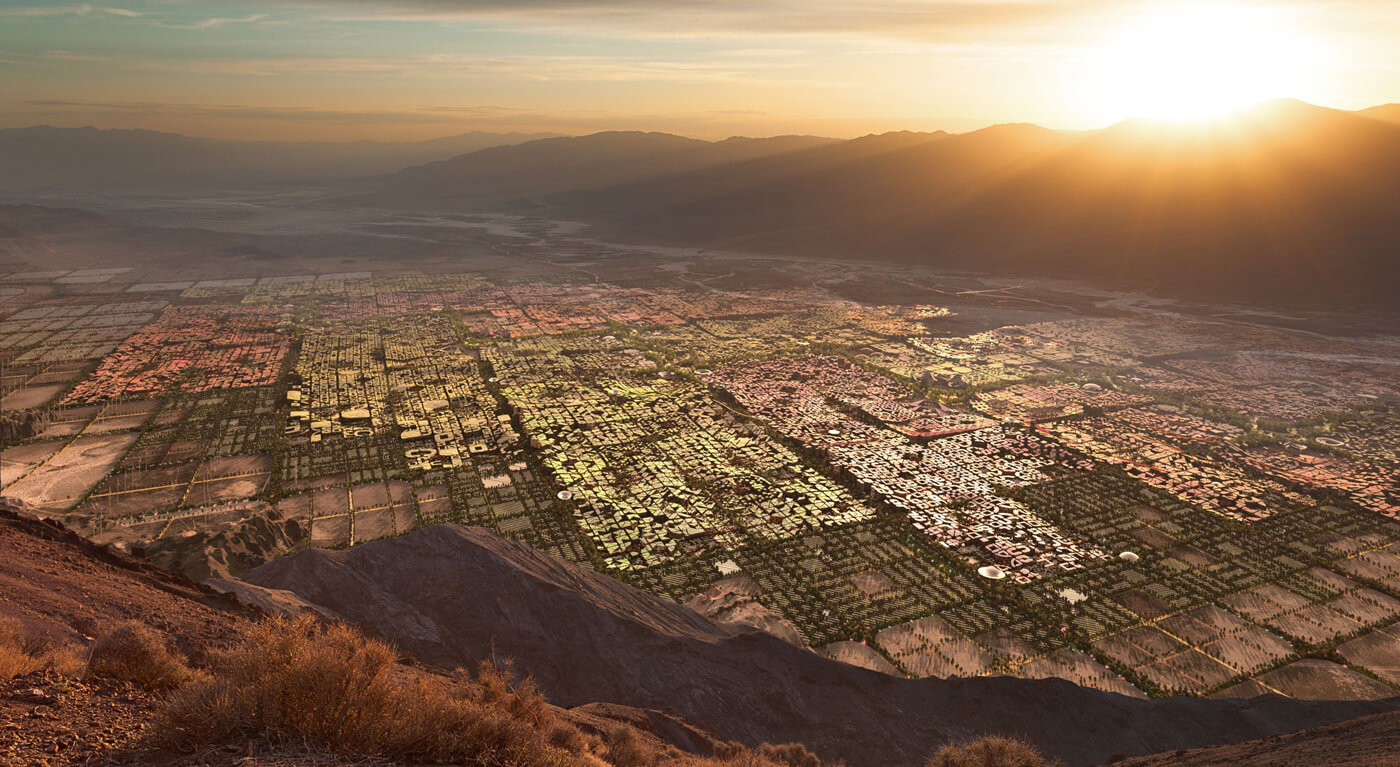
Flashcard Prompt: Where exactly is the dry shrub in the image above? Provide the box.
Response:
[0,618,84,679]
[0,619,47,679]
[604,724,661,767]
[709,753,781,767]
[547,723,595,754]
[469,658,555,729]
[147,614,835,767]
[154,614,579,766]
[927,736,1052,767]
[707,741,827,767]
[755,743,823,767]
[87,621,194,690]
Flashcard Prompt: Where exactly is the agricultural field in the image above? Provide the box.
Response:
[3,254,1400,703]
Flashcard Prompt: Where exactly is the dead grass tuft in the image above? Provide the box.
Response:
[927,736,1055,767]
[755,743,823,767]
[604,724,662,767]
[709,741,827,767]
[87,621,195,690]
[145,614,833,767]
[153,615,576,765]
[0,618,85,679]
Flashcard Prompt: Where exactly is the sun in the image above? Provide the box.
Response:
[1079,2,1324,124]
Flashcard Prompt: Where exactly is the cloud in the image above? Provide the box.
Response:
[153,13,269,30]
[12,96,848,137]
[23,98,489,125]
[267,0,1112,43]
[0,3,142,18]
[11,49,774,83]
[0,4,93,17]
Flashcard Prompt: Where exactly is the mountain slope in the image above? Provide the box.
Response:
[900,100,1400,304]
[0,125,560,191]
[244,524,1400,767]
[555,129,953,216]
[0,502,768,765]
[1359,103,1400,126]
[0,499,244,661]
[578,123,1072,249]
[1116,709,1400,766]
[544,101,1400,309]
[375,131,840,206]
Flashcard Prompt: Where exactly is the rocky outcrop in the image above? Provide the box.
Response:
[684,575,805,647]
[203,578,340,621]
[139,509,308,581]
[0,409,50,442]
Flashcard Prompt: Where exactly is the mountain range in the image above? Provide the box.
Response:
[373,131,840,207]
[362,100,1400,308]
[526,100,1398,308]
[0,125,561,190]
[4,100,1399,307]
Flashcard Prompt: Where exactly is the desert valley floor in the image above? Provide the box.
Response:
[3,206,1400,704]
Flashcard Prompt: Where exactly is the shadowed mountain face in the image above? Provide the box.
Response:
[7,100,1399,308]
[375,131,841,207]
[243,524,1400,767]
[0,125,561,191]
[1359,104,1400,126]
[367,100,1400,309]
[894,100,1400,306]
[1114,709,1400,766]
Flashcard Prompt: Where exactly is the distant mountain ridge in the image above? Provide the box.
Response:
[0,125,562,190]
[374,131,841,206]
[1359,103,1400,126]
[7,101,1399,308]
[370,99,1397,309]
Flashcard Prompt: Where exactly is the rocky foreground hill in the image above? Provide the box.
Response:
[243,524,1400,767]
[0,506,745,765]
[5,504,1400,766]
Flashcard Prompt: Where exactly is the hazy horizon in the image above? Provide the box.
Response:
[2,1,1398,142]
[3,96,1395,146]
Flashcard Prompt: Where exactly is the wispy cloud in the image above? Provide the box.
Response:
[14,97,828,136]
[24,98,478,125]
[284,0,1111,43]
[11,49,781,83]
[153,13,268,30]
[0,3,141,18]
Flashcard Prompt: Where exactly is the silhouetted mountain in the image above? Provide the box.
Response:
[555,129,956,223]
[244,524,1399,767]
[374,131,840,207]
[0,125,561,191]
[540,101,1400,308]
[569,123,1070,247]
[1359,103,1400,126]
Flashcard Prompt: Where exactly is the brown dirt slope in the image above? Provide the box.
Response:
[0,500,242,658]
[1115,709,1400,766]
[0,499,248,765]
[244,524,1400,767]
[0,504,739,765]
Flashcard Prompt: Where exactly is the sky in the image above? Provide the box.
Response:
[1,0,1397,142]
